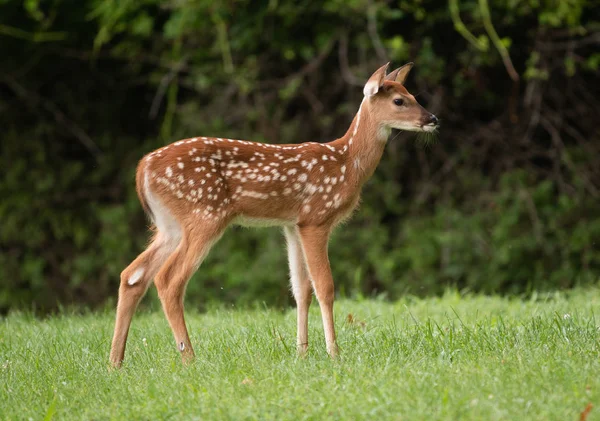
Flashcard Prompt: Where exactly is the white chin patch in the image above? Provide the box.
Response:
[422,123,438,133]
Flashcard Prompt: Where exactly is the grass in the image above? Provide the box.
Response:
[1,288,599,420]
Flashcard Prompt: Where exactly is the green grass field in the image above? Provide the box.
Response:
[1,288,599,420]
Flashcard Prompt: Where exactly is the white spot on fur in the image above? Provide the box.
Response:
[128,268,145,285]
[241,190,269,199]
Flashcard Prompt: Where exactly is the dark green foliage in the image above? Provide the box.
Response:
[1,0,598,312]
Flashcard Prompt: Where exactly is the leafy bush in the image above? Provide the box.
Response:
[0,0,598,312]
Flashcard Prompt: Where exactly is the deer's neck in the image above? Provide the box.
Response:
[332,100,389,186]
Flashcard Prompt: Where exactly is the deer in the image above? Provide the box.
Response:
[109,62,439,367]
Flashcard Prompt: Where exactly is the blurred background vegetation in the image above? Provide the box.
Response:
[1,0,599,313]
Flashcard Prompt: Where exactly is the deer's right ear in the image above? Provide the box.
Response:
[363,62,390,97]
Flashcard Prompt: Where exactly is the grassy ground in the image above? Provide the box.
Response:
[1,288,599,420]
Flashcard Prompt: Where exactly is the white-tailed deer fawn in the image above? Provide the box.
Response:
[110,62,439,367]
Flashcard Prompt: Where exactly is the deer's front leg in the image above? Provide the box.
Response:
[284,226,313,355]
[297,225,338,358]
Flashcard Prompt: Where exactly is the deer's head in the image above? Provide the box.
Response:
[362,63,438,135]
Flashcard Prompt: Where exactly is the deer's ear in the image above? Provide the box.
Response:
[363,62,389,97]
[385,62,414,85]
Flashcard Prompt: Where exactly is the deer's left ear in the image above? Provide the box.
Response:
[385,62,414,85]
[363,62,389,97]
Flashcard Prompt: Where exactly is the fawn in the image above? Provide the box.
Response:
[109,62,439,367]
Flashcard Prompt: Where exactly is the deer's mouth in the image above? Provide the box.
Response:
[385,121,429,133]
[419,113,439,132]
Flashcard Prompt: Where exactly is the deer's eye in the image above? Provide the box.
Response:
[393,98,404,106]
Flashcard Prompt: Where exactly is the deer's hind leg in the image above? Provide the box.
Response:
[154,220,226,363]
[110,231,179,367]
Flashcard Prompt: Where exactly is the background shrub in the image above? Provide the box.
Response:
[1,0,598,312]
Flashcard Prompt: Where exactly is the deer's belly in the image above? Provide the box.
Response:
[232,215,294,228]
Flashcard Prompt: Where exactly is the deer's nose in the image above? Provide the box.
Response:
[428,114,439,125]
